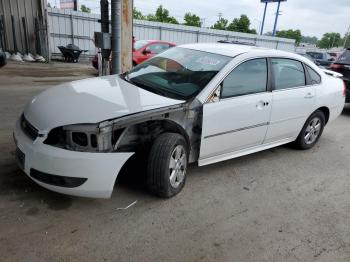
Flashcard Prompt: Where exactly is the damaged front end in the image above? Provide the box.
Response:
[44,100,203,163]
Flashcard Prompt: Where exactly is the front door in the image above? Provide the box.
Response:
[199,58,272,165]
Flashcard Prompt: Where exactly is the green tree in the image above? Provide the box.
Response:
[318,32,342,48]
[147,5,179,24]
[184,13,201,27]
[133,7,145,20]
[276,29,302,45]
[80,4,91,13]
[211,18,228,30]
[301,35,318,45]
[227,15,256,34]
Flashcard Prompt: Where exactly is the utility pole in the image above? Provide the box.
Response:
[100,0,110,76]
[330,33,336,49]
[110,0,121,75]
[344,25,350,49]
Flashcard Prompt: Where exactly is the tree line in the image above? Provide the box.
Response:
[133,6,257,34]
[78,3,349,49]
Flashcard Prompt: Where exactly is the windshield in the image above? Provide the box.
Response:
[134,40,150,50]
[126,47,232,100]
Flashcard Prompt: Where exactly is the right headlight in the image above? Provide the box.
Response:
[44,123,123,152]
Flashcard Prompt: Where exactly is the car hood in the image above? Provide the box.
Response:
[24,75,185,132]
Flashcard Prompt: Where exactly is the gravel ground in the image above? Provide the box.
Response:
[1,61,350,262]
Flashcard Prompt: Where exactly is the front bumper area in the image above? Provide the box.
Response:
[14,120,134,198]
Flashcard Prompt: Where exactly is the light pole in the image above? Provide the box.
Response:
[260,1,268,35]
[272,0,281,36]
[260,0,286,36]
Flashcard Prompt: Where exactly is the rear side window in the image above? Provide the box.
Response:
[306,65,321,85]
[337,50,350,64]
[221,58,267,98]
[271,58,306,90]
[307,52,323,60]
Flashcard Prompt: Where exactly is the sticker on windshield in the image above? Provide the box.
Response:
[196,56,222,66]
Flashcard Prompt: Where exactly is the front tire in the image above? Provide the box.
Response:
[293,110,325,150]
[147,133,188,198]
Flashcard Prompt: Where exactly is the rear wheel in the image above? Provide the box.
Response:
[293,110,325,149]
[147,133,188,198]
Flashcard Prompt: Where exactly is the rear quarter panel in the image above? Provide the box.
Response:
[316,72,345,122]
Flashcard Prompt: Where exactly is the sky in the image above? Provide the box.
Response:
[48,0,350,38]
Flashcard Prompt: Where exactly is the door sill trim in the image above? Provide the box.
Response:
[198,138,293,166]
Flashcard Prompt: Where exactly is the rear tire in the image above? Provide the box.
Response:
[293,110,325,150]
[147,133,188,198]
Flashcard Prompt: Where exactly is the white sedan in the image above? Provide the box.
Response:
[14,43,346,198]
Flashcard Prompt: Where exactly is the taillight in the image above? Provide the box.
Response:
[343,81,347,97]
[331,64,343,71]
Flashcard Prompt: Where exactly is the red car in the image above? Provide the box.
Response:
[92,40,176,69]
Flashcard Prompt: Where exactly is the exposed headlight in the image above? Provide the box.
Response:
[44,123,123,152]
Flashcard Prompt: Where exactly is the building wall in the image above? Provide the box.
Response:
[47,7,296,59]
[0,0,48,57]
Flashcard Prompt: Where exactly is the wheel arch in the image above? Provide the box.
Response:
[316,106,330,124]
[115,119,191,152]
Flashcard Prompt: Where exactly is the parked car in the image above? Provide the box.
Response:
[14,43,345,198]
[0,51,6,68]
[306,51,334,68]
[328,51,342,61]
[92,40,176,69]
[298,53,321,66]
[330,48,350,102]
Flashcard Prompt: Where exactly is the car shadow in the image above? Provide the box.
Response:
[0,149,74,210]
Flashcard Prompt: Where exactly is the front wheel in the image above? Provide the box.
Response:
[147,133,188,198]
[293,110,325,150]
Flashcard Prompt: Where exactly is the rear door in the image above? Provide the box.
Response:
[264,58,316,143]
[199,58,272,165]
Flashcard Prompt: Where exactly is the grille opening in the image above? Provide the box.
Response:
[72,132,88,147]
[44,127,65,145]
[90,134,97,148]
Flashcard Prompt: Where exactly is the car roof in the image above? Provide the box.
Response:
[145,40,176,45]
[179,43,299,59]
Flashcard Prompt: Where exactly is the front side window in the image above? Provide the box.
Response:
[126,47,231,100]
[271,58,306,90]
[221,58,267,99]
[306,65,321,85]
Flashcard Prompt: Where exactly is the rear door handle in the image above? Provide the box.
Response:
[256,101,269,109]
[304,93,314,99]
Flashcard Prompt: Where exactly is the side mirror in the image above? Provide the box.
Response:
[329,58,335,62]
[143,48,151,55]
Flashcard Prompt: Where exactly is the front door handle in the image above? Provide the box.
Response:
[304,93,314,99]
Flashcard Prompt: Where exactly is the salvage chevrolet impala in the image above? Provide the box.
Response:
[13,43,346,198]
